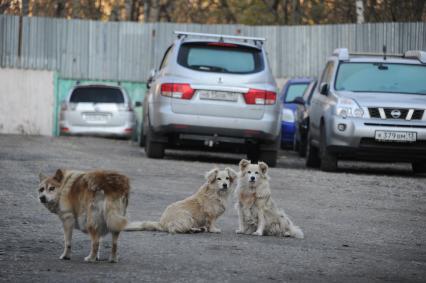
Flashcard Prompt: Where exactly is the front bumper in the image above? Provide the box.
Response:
[281,121,296,144]
[326,116,426,162]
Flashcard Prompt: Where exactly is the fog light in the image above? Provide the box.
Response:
[337,123,347,131]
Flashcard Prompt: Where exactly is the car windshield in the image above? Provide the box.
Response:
[178,42,264,74]
[70,87,125,103]
[335,63,426,95]
[284,83,310,103]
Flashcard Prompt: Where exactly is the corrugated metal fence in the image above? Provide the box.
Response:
[1,15,425,82]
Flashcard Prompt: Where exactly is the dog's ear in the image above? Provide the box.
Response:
[239,159,251,172]
[205,168,219,183]
[258,162,268,175]
[225,167,238,182]
[53,169,64,182]
[38,172,47,182]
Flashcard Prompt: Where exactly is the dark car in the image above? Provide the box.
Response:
[280,78,313,148]
[293,80,317,156]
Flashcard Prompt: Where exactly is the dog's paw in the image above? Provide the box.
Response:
[109,256,118,263]
[84,255,97,263]
[209,227,221,233]
[59,254,70,260]
[235,229,245,234]
[252,231,263,236]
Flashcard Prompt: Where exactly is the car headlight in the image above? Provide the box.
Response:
[335,98,364,118]
[282,108,295,122]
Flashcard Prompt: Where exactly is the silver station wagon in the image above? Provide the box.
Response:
[60,84,136,138]
[306,48,426,173]
[140,31,281,166]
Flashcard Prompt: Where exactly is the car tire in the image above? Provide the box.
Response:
[137,123,145,147]
[412,162,426,174]
[298,137,307,157]
[293,135,300,152]
[305,131,320,168]
[319,125,338,172]
[144,127,165,159]
[258,150,278,167]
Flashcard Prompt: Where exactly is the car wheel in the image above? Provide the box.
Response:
[319,125,338,172]
[144,127,165,159]
[412,162,426,174]
[137,123,145,147]
[298,136,307,157]
[293,135,300,152]
[258,150,278,167]
[305,131,320,168]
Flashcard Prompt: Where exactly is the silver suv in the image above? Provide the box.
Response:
[140,31,281,166]
[306,48,426,173]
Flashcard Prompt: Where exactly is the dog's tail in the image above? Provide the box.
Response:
[287,223,304,239]
[124,221,164,232]
[104,196,129,232]
[281,212,304,239]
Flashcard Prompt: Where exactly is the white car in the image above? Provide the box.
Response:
[60,84,136,138]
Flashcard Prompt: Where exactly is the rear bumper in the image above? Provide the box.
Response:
[326,116,426,162]
[60,122,134,138]
[151,104,281,142]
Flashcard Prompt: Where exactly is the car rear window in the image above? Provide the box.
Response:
[177,42,264,74]
[70,87,125,103]
[335,63,426,95]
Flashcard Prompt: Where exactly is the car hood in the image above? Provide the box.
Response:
[336,91,426,108]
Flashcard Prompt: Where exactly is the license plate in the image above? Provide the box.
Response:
[198,90,238,102]
[84,114,109,122]
[375,130,417,142]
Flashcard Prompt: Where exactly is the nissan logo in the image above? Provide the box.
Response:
[390,109,401,119]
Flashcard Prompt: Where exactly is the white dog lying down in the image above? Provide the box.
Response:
[235,159,304,238]
[126,167,237,234]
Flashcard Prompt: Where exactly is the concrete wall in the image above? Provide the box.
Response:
[0,68,55,136]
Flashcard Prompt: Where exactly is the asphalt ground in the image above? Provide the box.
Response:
[0,134,425,282]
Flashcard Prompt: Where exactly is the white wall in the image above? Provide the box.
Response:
[0,68,55,136]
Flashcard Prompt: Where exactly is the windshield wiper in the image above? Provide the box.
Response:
[189,65,228,72]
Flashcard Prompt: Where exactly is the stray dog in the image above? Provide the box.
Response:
[37,169,130,262]
[235,159,303,238]
[126,167,237,234]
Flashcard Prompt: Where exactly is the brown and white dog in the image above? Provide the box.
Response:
[37,169,130,262]
[235,159,304,238]
[125,167,237,234]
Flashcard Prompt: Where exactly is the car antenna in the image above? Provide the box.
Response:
[383,44,387,60]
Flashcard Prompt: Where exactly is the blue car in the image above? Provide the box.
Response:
[280,78,313,148]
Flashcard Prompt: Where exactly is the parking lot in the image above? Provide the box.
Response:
[0,134,425,282]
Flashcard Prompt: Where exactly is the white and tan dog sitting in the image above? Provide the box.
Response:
[37,169,130,262]
[235,159,303,238]
[126,167,237,234]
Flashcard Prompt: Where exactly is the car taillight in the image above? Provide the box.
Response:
[244,89,276,105]
[161,83,195,100]
[118,102,134,112]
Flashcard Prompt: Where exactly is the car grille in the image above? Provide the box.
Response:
[368,108,424,120]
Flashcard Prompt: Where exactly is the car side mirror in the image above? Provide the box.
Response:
[134,101,142,107]
[320,83,329,96]
[147,69,157,89]
[292,97,305,105]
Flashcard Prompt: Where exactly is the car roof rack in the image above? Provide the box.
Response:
[174,31,266,45]
[333,48,426,63]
